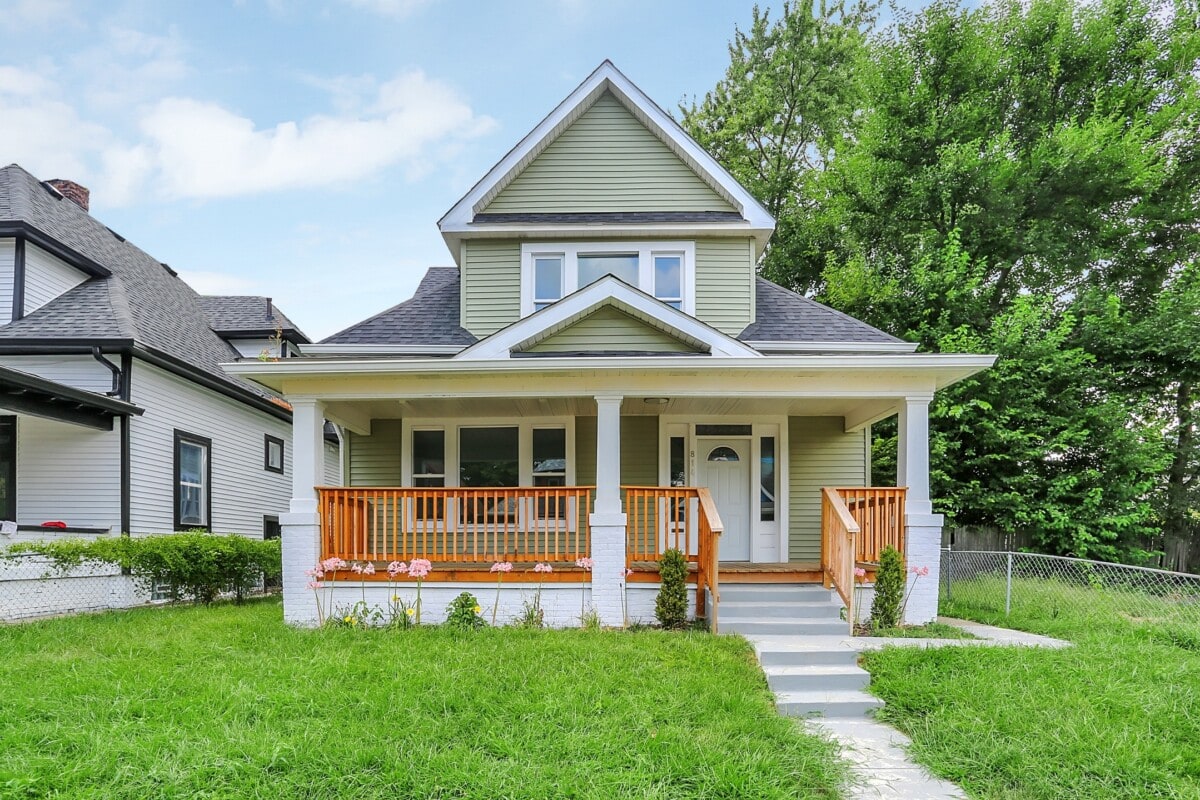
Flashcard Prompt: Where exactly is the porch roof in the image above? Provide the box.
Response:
[0,364,144,430]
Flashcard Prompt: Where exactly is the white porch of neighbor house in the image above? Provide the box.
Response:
[273,375,954,629]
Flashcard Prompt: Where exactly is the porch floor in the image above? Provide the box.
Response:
[628,561,824,584]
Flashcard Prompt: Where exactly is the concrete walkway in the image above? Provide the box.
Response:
[747,617,1070,799]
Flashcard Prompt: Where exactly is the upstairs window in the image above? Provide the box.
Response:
[521,242,695,316]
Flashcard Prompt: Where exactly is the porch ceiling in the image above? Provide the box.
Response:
[322,395,897,428]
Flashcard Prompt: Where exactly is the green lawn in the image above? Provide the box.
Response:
[0,599,845,799]
[862,584,1200,800]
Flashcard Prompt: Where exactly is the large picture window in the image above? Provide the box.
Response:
[174,431,211,530]
[521,242,695,316]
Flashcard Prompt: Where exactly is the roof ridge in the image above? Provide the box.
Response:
[102,274,139,340]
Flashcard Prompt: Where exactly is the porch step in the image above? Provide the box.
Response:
[774,689,884,718]
[721,618,850,636]
[763,664,871,693]
[719,584,834,603]
[719,601,843,620]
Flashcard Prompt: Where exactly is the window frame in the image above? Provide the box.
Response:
[173,430,212,532]
[263,434,285,474]
[0,416,15,521]
[520,241,696,317]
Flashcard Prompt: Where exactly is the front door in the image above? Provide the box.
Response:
[696,439,751,561]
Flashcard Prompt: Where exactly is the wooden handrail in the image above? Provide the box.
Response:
[833,487,907,564]
[317,486,592,565]
[821,487,859,626]
[623,485,723,632]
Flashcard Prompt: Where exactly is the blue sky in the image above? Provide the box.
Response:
[1,0,906,340]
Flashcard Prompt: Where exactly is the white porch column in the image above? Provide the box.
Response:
[281,398,326,626]
[897,395,943,624]
[589,395,627,626]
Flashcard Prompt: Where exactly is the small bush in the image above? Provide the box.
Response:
[5,531,281,604]
[445,592,485,630]
[871,545,904,630]
[514,599,544,629]
[655,548,689,630]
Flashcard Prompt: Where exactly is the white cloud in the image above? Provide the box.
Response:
[0,67,111,181]
[75,25,191,110]
[2,0,81,28]
[111,69,495,200]
[340,0,433,18]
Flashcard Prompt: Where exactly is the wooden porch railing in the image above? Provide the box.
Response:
[317,486,592,567]
[821,487,859,620]
[835,487,907,564]
[624,486,723,631]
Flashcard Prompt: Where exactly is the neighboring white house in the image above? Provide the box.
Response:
[230,62,996,630]
[0,165,340,619]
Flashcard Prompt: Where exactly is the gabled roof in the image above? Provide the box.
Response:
[456,275,762,360]
[198,295,309,343]
[438,61,775,259]
[319,267,476,349]
[0,164,300,414]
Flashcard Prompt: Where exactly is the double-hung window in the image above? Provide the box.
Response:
[521,242,695,315]
[174,431,211,530]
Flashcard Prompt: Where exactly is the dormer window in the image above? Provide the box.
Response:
[521,241,695,316]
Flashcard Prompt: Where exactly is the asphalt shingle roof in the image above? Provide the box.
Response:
[0,164,298,404]
[197,295,308,341]
[321,267,477,346]
[739,278,905,345]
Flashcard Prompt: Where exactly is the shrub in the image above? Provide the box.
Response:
[870,546,904,630]
[655,548,689,630]
[5,532,281,604]
[445,592,485,630]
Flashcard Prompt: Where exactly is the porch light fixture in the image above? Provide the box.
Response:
[643,397,669,405]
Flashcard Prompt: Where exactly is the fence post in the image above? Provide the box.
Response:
[943,546,952,603]
[1005,551,1013,616]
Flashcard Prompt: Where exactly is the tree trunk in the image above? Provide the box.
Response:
[1164,381,1195,546]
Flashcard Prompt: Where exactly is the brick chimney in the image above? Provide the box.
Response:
[47,179,90,211]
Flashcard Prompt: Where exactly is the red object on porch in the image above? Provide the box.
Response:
[40,521,68,528]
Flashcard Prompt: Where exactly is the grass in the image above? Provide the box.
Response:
[862,579,1200,799]
[862,621,976,639]
[0,598,846,799]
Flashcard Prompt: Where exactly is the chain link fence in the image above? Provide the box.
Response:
[941,549,1200,631]
[0,552,141,622]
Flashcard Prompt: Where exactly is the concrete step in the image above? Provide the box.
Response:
[721,618,850,636]
[764,664,871,693]
[719,584,834,603]
[775,689,884,718]
[719,600,843,620]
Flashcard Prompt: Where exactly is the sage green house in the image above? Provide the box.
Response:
[229,61,993,630]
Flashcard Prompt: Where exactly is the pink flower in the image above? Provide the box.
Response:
[387,561,408,577]
[408,558,432,579]
[490,561,513,573]
[350,562,364,574]
[321,557,347,572]
[362,562,376,576]
[533,562,553,574]
[304,566,325,579]
[910,565,930,577]
[625,568,633,577]
[854,567,867,579]
[575,557,594,571]
[306,581,323,590]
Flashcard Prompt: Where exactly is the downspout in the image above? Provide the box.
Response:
[91,346,122,397]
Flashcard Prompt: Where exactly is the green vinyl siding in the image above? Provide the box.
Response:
[573,415,659,487]
[462,240,521,336]
[348,419,402,486]
[525,306,699,353]
[695,238,754,335]
[484,92,735,214]
[788,417,868,562]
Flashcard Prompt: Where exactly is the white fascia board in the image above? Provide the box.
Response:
[437,61,776,235]
[454,275,762,360]
[749,341,920,354]
[225,353,998,386]
[300,343,463,357]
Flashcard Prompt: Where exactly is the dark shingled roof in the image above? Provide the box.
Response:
[472,211,745,224]
[0,164,301,406]
[739,278,905,344]
[322,267,905,351]
[197,295,309,342]
[321,267,477,347]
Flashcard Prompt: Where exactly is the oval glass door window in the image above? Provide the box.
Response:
[706,446,740,462]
